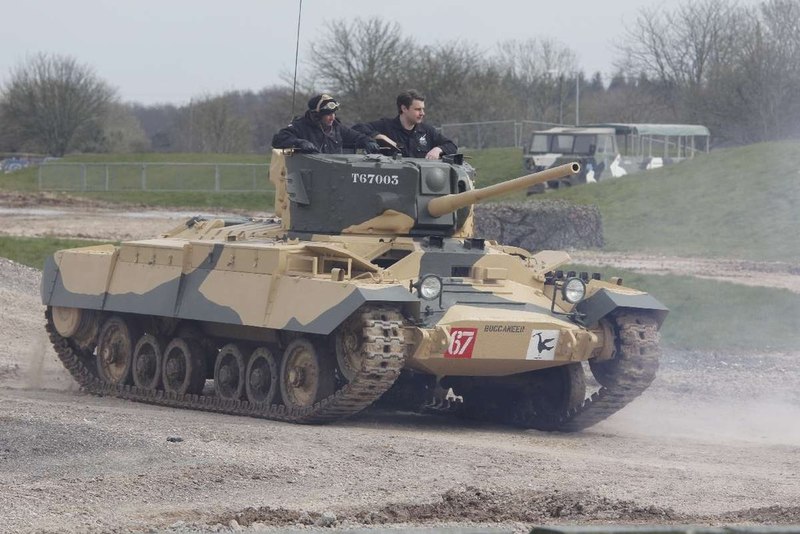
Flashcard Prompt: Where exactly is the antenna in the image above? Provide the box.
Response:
[290,0,303,119]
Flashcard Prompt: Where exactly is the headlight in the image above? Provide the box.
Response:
[418,275,443,300]
[562,277,586,304]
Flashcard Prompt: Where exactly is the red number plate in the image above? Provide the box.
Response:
[444,327,478,359]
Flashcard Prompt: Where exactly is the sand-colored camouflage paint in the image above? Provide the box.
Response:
[53,245,118,297]
[405,304,601,376]
[342,210,416,235]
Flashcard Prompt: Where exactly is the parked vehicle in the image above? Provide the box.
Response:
[523,127,622,193]
[524,123,710,194]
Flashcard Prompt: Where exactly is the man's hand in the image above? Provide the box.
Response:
[296,140,319,153]
[375,134,399,150]
[364,141,381,154]
[425,147,443,160]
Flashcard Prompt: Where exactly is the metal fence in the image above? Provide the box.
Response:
[37,162,272,192]
[440,120,565,150]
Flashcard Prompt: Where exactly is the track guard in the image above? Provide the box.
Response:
[576,288,668,328]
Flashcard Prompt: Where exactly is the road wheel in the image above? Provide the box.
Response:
[96,315,140,385]
[245,347,278,405]
[162,338,206,395]
[280,338,335,410]
[132,334,164,390]
[334,313,366,382]
[214,343,246,401]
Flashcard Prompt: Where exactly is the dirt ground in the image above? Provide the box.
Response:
[1,195,799,533]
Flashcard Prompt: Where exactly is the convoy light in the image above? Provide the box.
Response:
[562,277,586,304]
[418,275,443,300]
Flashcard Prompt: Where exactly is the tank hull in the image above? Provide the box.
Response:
[43,228,665,431]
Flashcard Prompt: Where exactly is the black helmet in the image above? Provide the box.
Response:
[308,93,340,115]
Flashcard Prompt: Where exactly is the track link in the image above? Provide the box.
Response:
[45,307,406,424]
[489,311,660,432]
[551,312,660,431]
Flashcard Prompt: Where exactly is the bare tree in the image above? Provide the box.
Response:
[400,41,483,123]
[191,94,251,153]
[686,0,800,142]
[590,74,671,124]
[493,38,578,123]
[78,103,150,153]
[439,65,519,148]
[252,86,296,152]
[616,0,742,115]
[612,0,800,142]
[737,0,800,140]
[0,105,25,152]
[307,18,417,121]
[0,53,116,156]
[130,103,182,152]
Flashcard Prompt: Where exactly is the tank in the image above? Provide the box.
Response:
[41,150,667,431]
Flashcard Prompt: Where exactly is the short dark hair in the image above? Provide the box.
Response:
[397,89,425,114]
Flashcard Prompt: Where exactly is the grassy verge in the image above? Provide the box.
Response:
[75,191,274,212]
[550,141,800,262]
[462,147,524,187]
[0,152,272,195]
[569,263,800,351]
[0,236,108,269]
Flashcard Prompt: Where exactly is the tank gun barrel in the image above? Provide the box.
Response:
[427,162,580,218]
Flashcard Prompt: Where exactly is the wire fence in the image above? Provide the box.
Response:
[32,121,561,191]
[37,162,272,192]
[439,120,564,149]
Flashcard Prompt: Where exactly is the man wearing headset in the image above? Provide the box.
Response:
[272,94,380,154]
[353,89,457,159]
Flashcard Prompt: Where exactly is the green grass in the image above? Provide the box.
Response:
[568,263,800,351]
[0,236,107,269]
[37,161,269,192]
[1,152,275,211]
[1,152,272,194]
[462,147,525,187]
[548,141,800,262]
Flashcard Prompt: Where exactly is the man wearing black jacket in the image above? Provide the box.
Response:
[353,89,457,159]
[272,94,380,154]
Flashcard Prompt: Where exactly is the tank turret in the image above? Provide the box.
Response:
[270,150,579,237]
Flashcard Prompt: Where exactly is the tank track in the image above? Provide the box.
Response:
[45,307,406,424]
[535,312,660,432]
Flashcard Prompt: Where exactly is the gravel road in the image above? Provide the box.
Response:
[1,198,799,533]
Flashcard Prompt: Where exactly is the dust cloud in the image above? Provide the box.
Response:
[599,384,800,446]
[20,330,75,392]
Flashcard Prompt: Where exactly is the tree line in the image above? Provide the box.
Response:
[1,0,798,157]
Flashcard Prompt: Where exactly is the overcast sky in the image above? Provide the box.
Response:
[0,0,761,106]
